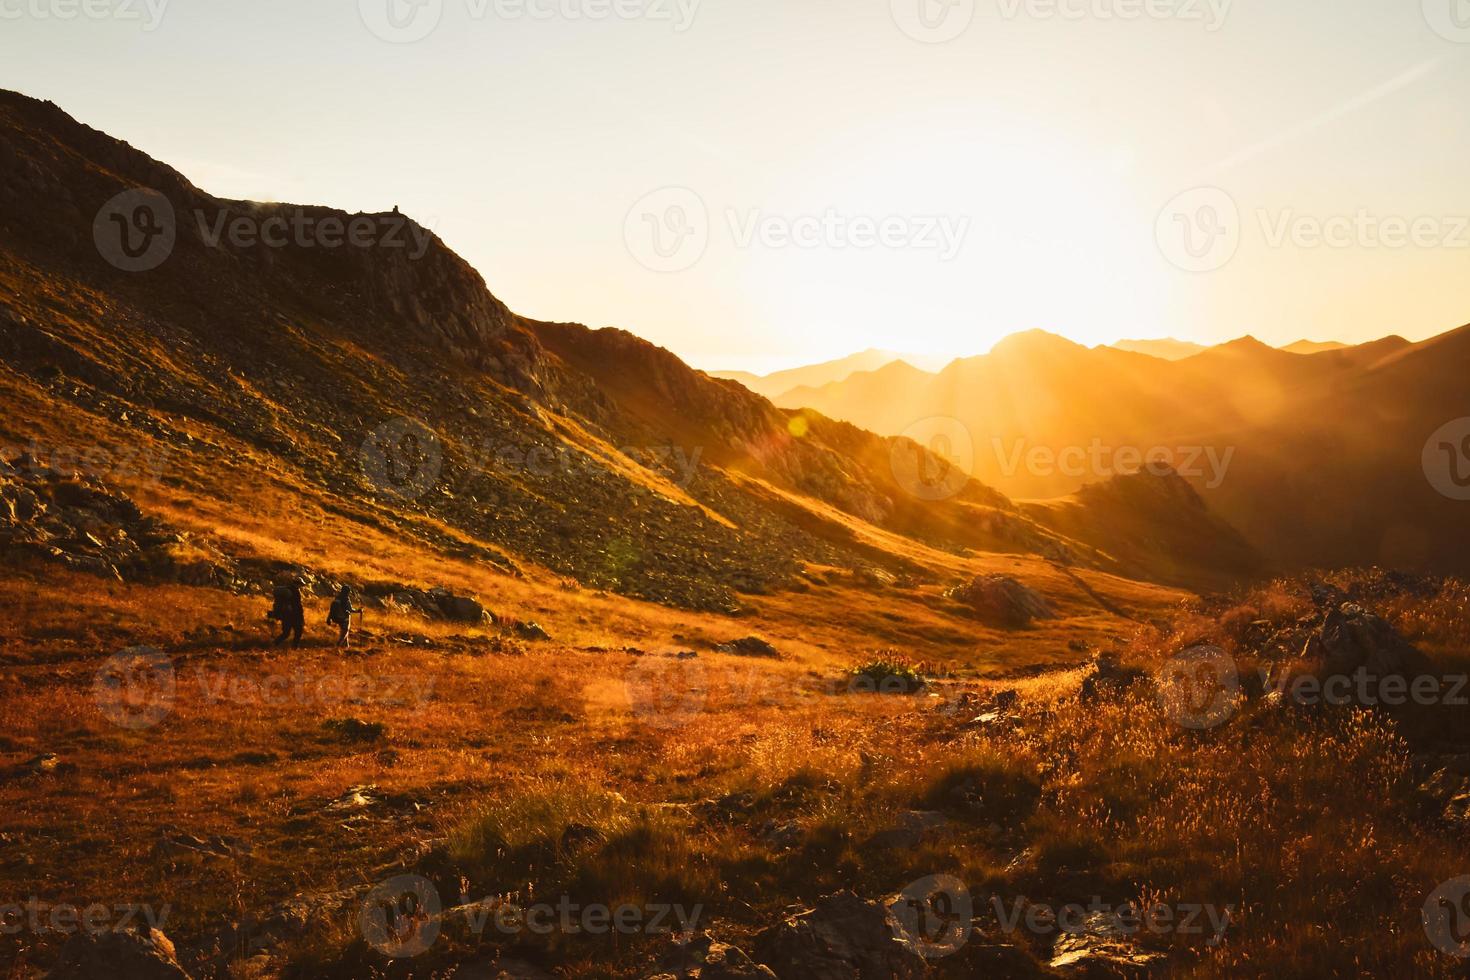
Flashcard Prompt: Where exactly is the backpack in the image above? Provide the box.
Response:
[328,595,350,627]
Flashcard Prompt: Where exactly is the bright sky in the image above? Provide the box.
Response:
[5,0,1470,372]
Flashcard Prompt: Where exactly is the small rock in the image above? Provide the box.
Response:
[715,636,779,658]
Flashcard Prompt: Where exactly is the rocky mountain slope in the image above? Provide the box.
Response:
[0,88,1258,602]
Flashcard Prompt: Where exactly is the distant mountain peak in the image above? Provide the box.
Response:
[989,328,1085,358]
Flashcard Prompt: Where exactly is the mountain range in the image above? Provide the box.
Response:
[763,327,1469,573]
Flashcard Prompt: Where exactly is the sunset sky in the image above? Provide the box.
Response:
[5,0,1469,372]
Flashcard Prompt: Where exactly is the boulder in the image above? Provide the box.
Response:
[431,588,489,624]
[1302,602,1428,680]
[46,927,191,980]
[945,575,1056,628]
[514,621,551,641]
[716,636,779,658]
[753,892,926,980]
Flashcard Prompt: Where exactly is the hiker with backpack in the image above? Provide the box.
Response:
[328,585,362,649]
[268,580,305,647]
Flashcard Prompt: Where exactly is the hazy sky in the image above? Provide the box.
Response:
[5,0,1470,371]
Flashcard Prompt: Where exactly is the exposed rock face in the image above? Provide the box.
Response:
[46,927,192,980]
[946,574,1057,628]
[0,454,230,585]
[1303,602,1428,680]
[753,892,926,980]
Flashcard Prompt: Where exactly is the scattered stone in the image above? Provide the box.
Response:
[1048,910,1168,974]
[514,621,552,642]
[716,636,779,658]
[322,717,387,743]
[754,892,926,980]
[652,935,776,979]
[945,575,1057,628]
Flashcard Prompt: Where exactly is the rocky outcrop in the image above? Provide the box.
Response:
[753,892,926,980]
[946,575,1057,628]
[1301,602,1428,680]
[46,927,191,980]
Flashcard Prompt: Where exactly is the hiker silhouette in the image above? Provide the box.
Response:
[269,581,304,647]
[327,586,361,649]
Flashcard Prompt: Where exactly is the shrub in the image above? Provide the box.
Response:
[848,653,926,694]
